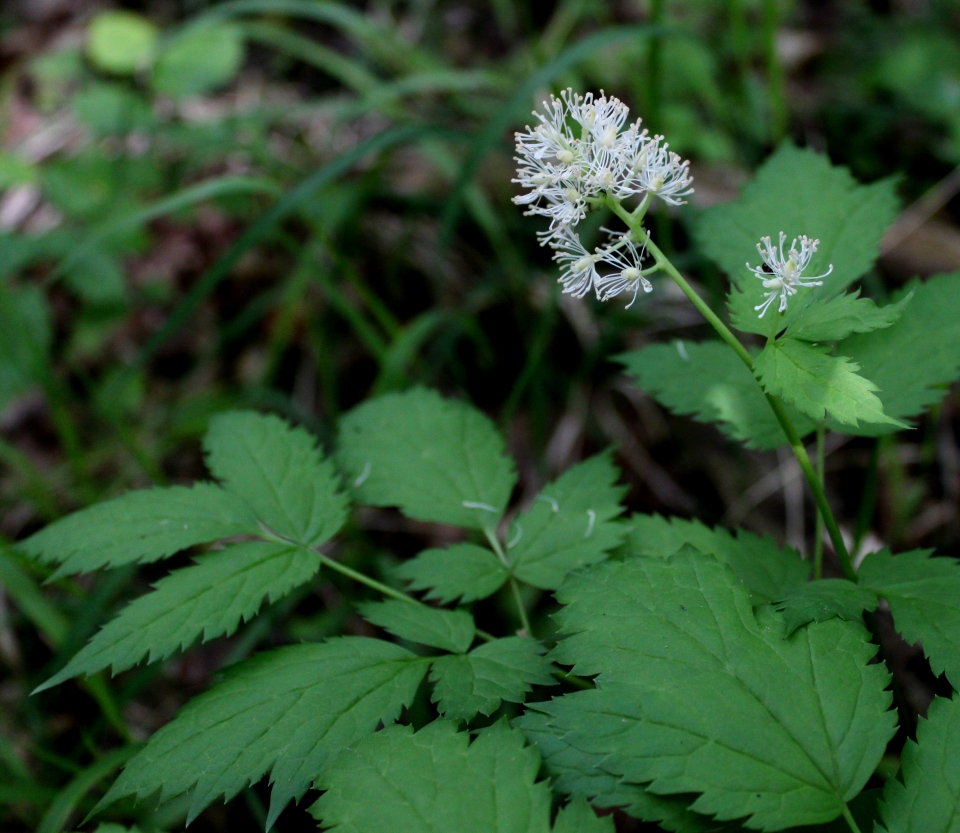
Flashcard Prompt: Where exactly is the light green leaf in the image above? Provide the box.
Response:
[0,284,51,411]
[152,22,244,98]
[36,542,317,692]
[204,410,348,546]
[786,290,912,343]
[539,553,895,830]
[87,11,158,75]
[395,543,508,604]
[519,710,719,833]
[840,274,960,433]
[336,388,517,529]
[754,338,904,427]
[430,637,555,720]
[311,719,552,833]
[696,144,898,336]
[622,514,808,604]
[879,695,960,833]
[772,579,878,636]
[551,796,613,833]
[507,453,627,590]
[359,600,475,653]
[618,341,816,450]
[860,549,960,687]
[19,483,257,578]
[99,637,429,829]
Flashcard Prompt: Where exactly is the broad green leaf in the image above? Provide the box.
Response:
[99,637,429,829]
[20,484,257,577]
[36,542,317,692]
[696,144,898,336]
[754,338,904,428]
[204,410,348,546]
[336,389,517,529]
[311,719,552,833]
[507,454,627,590]
[359,600,475,653]
[520,710,718,833]
[0,284,51,411]
[623,514,809,604]
[840,274,960,433]
[87,11,158,75]
[395,543,508,604]
[860,549,960,687]
[619,341,815,450]
[772,579,878,635]
[879,695,960,833]
[551,796,613,833]
[539,553,895,830]
[430,637,555,720]
[152,23,244,98]
[786,290,912,343]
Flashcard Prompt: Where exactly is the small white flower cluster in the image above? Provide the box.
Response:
[747,232,834,317]
[512,89,693,305]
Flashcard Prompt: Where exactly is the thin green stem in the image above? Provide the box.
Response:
[841,803,863,833]
[316,552,419,605]
[484,526,534,637]
[814,423,825,579]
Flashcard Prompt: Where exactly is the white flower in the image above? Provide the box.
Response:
[594,233,652,308]
[626,134,693,206]
[549,224,602,298]
[547,225,652,305]
[747,232,834,317]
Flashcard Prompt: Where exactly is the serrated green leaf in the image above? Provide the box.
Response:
[19,483,257,578]
[786,290,912,343]
[772,579,878,636]
[860,549,960,687]
[336,388,517,529]
[430,637,555,720]
[755,338,904,427]
[36,542,317,692]
[359,600,475,653]
[204,411,348,546]
[618,341,816,450]
[551,796,613,833]
[395,543,508,604]
[99,637,429,829]
[878,695,960,833]
[506,453,627,590]
[519,710,721,833]
[622,514,809,604]
[311,719,552,833]
[539,553,895,830]
[696,144,898,336]
[840,274,960,433]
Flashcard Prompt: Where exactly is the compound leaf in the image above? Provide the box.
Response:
[623,514,809,604]
[773,579,878,636]
[538,553,895,830]
[395,543,508,604]
[618,341,815,450]
[36,542,317,692]
[359,600,475,653]
[19,483,257,578]
[786,289,912,343]
[99,637,429,829]
[840,274,960,433]
[430,637,555,720]
[508,453,627,590]
[551,796,613,833]
[860,549,960,687]
[336,388,517,529]
[204,411,348,546]
[696,144,898,336]
[754,338,904,428]
[878,695,960,833]
[311,719,552,833]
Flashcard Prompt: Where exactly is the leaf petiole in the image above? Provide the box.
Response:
[483,526,534,637]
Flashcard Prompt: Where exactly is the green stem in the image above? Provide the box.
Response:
[841,803,863,833]
[316,552,420,605]
[814,423,825,579]
[484,527,534,637]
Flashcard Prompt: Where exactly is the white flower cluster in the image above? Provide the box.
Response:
[513,89,693,306]
[747,232,834,317]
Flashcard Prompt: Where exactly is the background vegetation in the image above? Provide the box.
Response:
[1,0,959,830]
